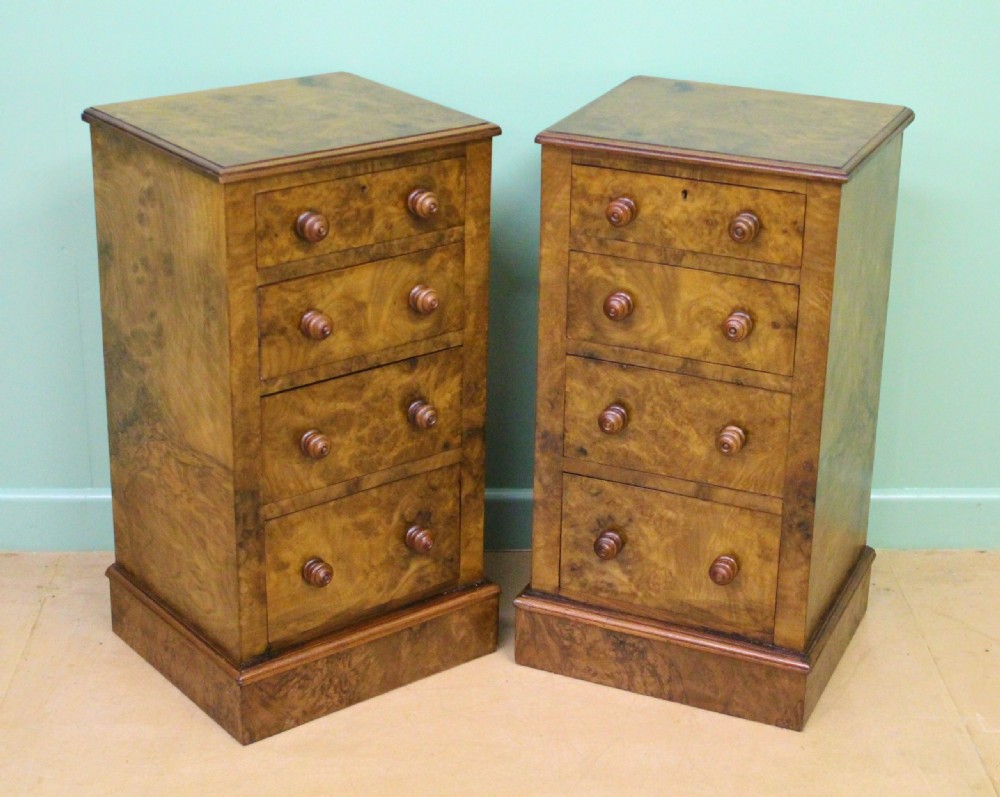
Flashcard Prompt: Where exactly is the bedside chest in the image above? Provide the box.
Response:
[514,77,913,729]
[83,73,500,743]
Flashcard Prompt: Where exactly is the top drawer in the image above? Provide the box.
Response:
[256,158,466,268]
[570,165,805,267]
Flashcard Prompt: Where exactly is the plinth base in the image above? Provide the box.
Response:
[514,547,874,730]
[108,565,499,744]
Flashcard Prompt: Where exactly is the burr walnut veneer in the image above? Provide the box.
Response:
[84,73,500,743]
[514,77,913,729]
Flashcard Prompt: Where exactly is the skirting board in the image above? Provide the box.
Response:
[1,487,999,550]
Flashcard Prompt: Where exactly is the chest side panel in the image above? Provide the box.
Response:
[92,124,241,659]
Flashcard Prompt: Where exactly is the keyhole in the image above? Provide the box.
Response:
[681,189,688,200]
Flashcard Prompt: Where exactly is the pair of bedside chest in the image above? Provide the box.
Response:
[84,73,911,742]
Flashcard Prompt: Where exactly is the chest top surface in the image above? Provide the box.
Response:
[538,76,913,181]
[83,72,500,180]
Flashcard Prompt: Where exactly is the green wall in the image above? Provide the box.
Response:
[1,1,998,550]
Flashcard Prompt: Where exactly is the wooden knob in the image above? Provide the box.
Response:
[603,291,634,321]
[594,530,624,560]
[302,557,333,587]
[606,197,637,227]
[598,403,629,435]
[407,189,439,219]
[299,309,333,340]
[723,310,753,342]
[728,211,760,243]
[300,429,331,459]
[709,554,740,586]
[716,425,746,456]
[407,399,438,430]
[408,285,440,315]
[295,210,329,243]
[404,525,434,554]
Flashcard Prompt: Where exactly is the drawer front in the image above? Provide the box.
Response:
[266,465,461,646]
[567,251,799,375]
[256,158,466,268]
[571,165,805,266]
[559,474,780,639]
[259,244,465,379]
[261,348,462,502]
[564,356,790,496]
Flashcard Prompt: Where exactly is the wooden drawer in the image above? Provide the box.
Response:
[255,158,466,268]
[265,465,461,647]
[563,356,791,496]
[261,348,462,502]
[567,251,799,375]
[559,474,780,640]
[570,164,805,266]
[259,243,465,379]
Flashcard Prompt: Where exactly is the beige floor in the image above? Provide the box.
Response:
[0,550,997,796]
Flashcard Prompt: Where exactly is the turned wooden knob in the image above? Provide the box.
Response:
[598,403,629,435]
[300,429,331,459]
[716,425,746,456]
[709,554,740,586]
[728,211,760,243]
[299,309,333,340]
[295,210,329,243]
[594,529,624,560]
[606,197,637,227]
[723,310,753,342]
[603,291,634,321]
[407,399,438,429]
[404,525,434,554]
[408,285,440,315]
[302,557,333,587]
[407,189,439,219]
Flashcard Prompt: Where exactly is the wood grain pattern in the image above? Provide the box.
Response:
[109,563,499,744]
[260,348,462,502]
[241,583,498,742]
[258,243,464,379]
[563,457,783,516]
[569,234,803,287]
[222,179,270,661]
[567,251,799,375]
[88,75,499,740]
[806,135,904,640]
[90,125,242,661]
[563,356,791,497]
[565,339,793,394]
[571,164,806,266]
[515,590,805,729]
[514,545,873,730]
[530,146,573,593]
[457,139,493,583]
[262,449,462,521]
[108,565,243,736]
[260,332,463,396]
[255,158,465,268]
[522,76,909,729]
[560,475,780,640]
[84,73,499,181]
[540,76,912,181]
[265,466,461,647]
[770,177,843,651]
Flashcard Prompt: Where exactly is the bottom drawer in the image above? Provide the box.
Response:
[559,474,780,640]
[266,465,461,647]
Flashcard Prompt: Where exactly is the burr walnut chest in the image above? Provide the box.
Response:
[84,73,500,743]
[514,77,913,728]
